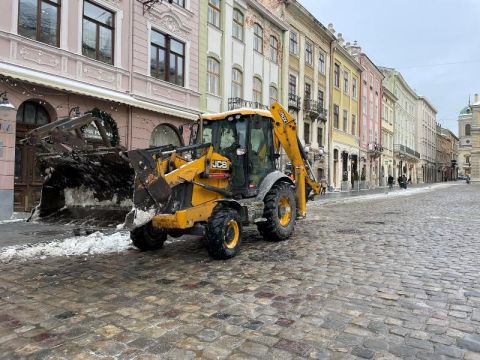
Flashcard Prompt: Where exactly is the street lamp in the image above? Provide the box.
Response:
[0,91,15,111]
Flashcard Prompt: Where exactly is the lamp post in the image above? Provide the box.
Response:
[0,91,15,111]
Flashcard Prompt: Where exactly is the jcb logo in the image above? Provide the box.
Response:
[279,111,288,124]
[212,160,228,169]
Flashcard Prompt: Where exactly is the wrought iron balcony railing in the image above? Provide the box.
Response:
[288,93,301,111]
[367,142,384,157]
[228,97,268,111]
[393,144,420,159]
[303,99,327,121]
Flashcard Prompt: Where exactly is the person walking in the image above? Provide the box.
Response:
[402,174,408,189]
[320,177,327,195]
[388,175,394,190]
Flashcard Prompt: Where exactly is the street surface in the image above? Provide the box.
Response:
[0,183,479,359]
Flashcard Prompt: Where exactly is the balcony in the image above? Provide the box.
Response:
[394,144,420,161]
[288,94,301,112]
[303,99,327,121]
[367,142,384,158]
[228,97,268,111]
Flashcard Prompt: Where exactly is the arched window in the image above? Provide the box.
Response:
[207,57,220,95]
[269,85,278,105]
[333,149,339,161]
[232,9,244,41]
[253,23,263,54]
[465,124,471,136]
[232,68,243,98]
[269,35,278,64]
[253,77,262,104]
[150,124,183,148]
[16,101,50,126]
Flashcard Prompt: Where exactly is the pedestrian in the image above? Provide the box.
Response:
[402,174,408,189]
[388,175,394,190]
[320,177,327,195]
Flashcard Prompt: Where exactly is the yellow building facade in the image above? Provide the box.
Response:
[327,32,362,190]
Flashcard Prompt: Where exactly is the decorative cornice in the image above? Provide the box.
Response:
[147,10,192,39]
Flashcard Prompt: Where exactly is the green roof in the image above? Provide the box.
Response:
[460,105,472,115]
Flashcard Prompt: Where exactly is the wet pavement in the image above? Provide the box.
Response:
[0,183,479,359]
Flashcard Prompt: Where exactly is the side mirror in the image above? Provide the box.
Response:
[236,148,247,156]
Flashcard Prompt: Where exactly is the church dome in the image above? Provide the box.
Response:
[460,105,472,115]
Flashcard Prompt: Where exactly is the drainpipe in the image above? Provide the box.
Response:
[127,0,135,150]
[328,40,336,190]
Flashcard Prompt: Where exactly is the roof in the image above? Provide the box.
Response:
[459,105,472,115]
[0,62,200,120]
[202,108,273,121]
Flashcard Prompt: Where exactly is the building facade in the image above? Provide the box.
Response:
[468,97,480,182]
[327,27,362,190]
[441,128,459,180]
[347,43,384,188]
[381,68,419,183]
[0,0,200,219]
[435,124,451,182]
[457,95,476,177]
[381,85,396,185]
[416,97,437,183]
[199,0,287,114]
[284,2,333,181]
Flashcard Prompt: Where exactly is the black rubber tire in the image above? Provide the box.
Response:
[205,205,242,260]
[257,182,296,241]
[130,222,167,251]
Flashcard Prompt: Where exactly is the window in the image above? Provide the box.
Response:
[333,105,339,129]
[317,127,323,147]
[317,52,325,75]
[343,109,348,131]
[207,57,220,95]
[253,23,263,54]
[253,77,262,104]
[318,90,324,108]
[208,0,220,28]
[465,124,471,136]
[352,78,358,99]
[269,36,278,63]
[304,83,311,100]
[150,124,182,147]
[171,0,185,7]
[334,63,340,88]
[231,68,243,98]
[304,122,311,144]
[151,30,185,86]
[18,0,61,47]
[16,101,50,125]
[288,74,297,95]
[82,1,114,64]
[289,31,298,55]
[232,9,243,41]
[305,42,313,66]
[351,114,357,135]
[269,86,278,105]
[344,71,349,95]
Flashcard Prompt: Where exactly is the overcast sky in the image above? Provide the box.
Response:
[299,0,480,134]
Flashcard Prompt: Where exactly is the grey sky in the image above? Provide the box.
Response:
[299,0,480,134]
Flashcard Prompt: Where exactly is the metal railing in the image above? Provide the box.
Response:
[393,144,420,159]
[227,97,268,111]
[303,99,327,120]
[288,93,301,111]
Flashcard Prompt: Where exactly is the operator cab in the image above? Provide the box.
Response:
[200,111,277,197]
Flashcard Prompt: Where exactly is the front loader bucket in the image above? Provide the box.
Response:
[31,148,135,227]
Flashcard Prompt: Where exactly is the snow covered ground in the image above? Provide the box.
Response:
[0,231,132,263]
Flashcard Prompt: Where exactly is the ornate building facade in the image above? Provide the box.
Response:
[381,85,396,185]
[416,96,437,183]
[457,95,476,177]
[470,96,480,182]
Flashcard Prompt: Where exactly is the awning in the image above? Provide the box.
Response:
[0,62,199,120]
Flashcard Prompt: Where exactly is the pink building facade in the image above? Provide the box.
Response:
[347,43,384,187]
[0,0,200,218]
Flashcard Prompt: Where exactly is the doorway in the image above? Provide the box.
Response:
[14,101,51,212]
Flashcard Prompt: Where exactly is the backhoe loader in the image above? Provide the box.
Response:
[25,101,320,259]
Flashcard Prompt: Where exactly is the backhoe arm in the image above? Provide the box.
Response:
[269,101,321,217]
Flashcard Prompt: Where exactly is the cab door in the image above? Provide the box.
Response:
[248,115,275,189]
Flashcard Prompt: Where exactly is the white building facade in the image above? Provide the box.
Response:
[416,97,437,183]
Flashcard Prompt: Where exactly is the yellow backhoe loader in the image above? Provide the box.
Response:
[24,102,320,259]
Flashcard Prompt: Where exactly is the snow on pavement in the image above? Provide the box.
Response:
[0,231,133,263]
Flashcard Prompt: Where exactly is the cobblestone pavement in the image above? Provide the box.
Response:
[0,183,479,359]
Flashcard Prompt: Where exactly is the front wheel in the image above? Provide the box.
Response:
[257,182,297,241]
[130,221,167,251]
[205,205,242,260]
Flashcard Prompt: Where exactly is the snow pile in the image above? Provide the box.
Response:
[64,186,133,207]
[0,231,132,263]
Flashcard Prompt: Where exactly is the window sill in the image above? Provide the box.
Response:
[253,49,264,56]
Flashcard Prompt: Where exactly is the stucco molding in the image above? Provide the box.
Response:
[19,47,60,68]
[83,66,116,84]
[147,10,192,39]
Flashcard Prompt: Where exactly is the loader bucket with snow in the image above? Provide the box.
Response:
[31,149,136,227]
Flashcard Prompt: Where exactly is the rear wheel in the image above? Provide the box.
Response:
[130,221,167,251]
[205,205,242,260]
[257,182,296,241]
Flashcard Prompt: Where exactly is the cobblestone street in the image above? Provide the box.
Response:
[0,183,479,359]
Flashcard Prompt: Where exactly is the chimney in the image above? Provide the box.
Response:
[475,93,479,103]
